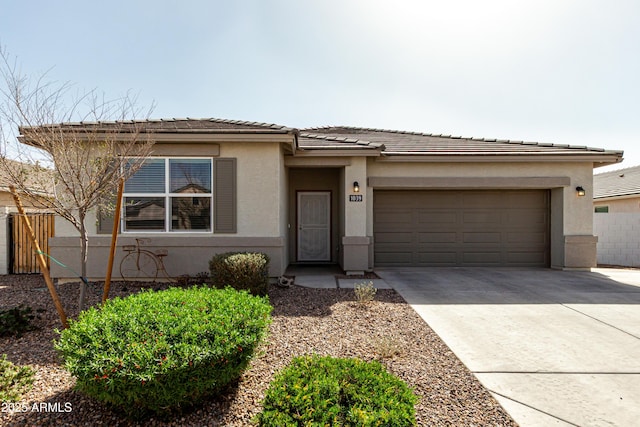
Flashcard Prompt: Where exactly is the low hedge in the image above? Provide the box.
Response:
[256,355,418,426]
[209,252,270,296]
[0,354,34,402]
[55,286,272,419]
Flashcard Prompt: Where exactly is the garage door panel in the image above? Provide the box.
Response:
[462,193,505,206]
[375,251,413,265]
[375,211,412,224]
[463,232,502,243]
[509,192,548,206]
[417,211,459,224]
[416,251,457,264]
[376,192,461,208]
[374,190,549,267]
[507,231,548,244]
[462,252,502,264]
[418,232,457,243]
[375,232,413,244]
[506,210,547,225]
[463,211,502,224]
[507,251,548,264]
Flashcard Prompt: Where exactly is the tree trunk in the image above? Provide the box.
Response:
[78,217,89,311]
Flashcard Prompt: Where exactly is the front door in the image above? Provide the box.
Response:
[297,191,331,261]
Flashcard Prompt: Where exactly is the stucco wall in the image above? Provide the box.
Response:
[594,197,640,213]
[50,141,288,279]
[594,212,640,267]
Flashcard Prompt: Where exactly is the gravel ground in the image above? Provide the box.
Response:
[0,275,517,426]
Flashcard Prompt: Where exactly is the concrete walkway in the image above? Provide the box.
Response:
[376,267,640,427]
[284,265,392,289]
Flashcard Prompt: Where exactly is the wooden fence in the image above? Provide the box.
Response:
[9,213,55,274]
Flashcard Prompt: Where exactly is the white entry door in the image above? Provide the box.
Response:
[297,192,331,261]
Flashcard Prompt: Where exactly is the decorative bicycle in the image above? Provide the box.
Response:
[119,238,172,282]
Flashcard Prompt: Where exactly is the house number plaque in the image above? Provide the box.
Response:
[349,195,363,202]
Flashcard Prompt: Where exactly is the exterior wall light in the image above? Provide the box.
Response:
[576,186,586,196]
[353,181,360,193]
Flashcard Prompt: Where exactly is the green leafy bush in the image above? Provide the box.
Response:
[55,286,272,419]
[209,252,270,296]
[0,305,38,337]
[0,354,35,402]
[256,355,418,426]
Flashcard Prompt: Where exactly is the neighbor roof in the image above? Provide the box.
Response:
[594,165,640,199]
[301,126,623,160]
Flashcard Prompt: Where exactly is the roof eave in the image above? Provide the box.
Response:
[594,193,640,201]
[375,153,623,165]
[294,148,382,157]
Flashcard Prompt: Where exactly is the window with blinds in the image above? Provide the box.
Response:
[123,158,213,232]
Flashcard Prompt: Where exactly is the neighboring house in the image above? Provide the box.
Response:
[25,118,621,280]
[593,165,640,267]
[0,159,53,275]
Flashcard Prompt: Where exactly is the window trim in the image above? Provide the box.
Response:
[122,157,214,233]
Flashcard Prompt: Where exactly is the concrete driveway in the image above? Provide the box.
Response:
[376,267,640,427]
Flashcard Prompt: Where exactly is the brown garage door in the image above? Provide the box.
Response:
[374,190,549,267]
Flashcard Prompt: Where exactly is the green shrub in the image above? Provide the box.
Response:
[55,286,272,419]
[0,305,37,337]
[354,281,378,304]
[0,354,35,402]
[256,355,418,426]
[209,252,270,296]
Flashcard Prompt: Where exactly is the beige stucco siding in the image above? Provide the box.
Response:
[343,157,367,236]
[594,197,640,213]
[220,142,282,237]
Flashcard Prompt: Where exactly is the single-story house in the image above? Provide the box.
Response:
[593,165,640,267]
[30,118,622,280]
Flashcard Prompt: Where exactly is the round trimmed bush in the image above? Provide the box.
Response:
[55,286,271,419]
[256,355,418,426]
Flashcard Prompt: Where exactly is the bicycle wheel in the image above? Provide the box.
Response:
[120,251,159,282]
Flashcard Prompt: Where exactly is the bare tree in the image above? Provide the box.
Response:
[0,47,155,310]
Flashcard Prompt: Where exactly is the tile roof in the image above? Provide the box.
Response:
[20,118,295,134]
[18,119,622,162]
[301,126,623,157]
[594,165,640,199]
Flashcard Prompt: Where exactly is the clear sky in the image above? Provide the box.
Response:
[1,0,638,171]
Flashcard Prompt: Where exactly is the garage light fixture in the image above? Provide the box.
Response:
[576,186,586,197]
[353,181,360,193]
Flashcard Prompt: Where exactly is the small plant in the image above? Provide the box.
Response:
[256,355,418,426]
[372,336,403,359]
[209,252,270,296]
[0,354,35,402]
[354,281,377,304]
[55,286,272,419]
[0,305,38,337]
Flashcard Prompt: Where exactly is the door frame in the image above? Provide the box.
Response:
[296,190,332,262]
